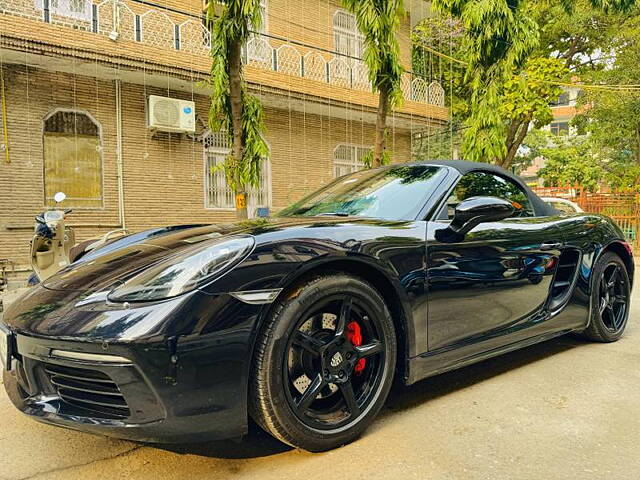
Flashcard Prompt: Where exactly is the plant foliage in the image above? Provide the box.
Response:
[432,0,540,164]
[206,0,268,216]
[343,0,405,167]
[426,0,637,170]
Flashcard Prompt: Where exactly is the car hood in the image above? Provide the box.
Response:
[41,216,364,293]
[3,215,418,340]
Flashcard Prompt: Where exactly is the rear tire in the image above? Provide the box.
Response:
[579,252,631,342]
[249,273,396,452]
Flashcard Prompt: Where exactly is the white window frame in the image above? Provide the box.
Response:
[333,10,364,61]
[203,130,271,216]
[549,121,570,136]
[36,0,92,21]
[333,144,371,178]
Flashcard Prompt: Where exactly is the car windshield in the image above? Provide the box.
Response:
[278,165,447,220]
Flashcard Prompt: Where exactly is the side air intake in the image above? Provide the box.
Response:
[549,249,581,311]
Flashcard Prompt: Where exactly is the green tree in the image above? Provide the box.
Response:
[413,16,567,169]
[431,0,540,165]
[528,0,633,71]
[572,10,640,163]
[206,0,269,219]
[537,135,605,191]
[412,16,467,161]
[427,0,637,167]
[342,0,405,167]
[519,125,640,192]
[497,58,567,169]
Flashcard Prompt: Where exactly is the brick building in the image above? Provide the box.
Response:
[0,0,447,271]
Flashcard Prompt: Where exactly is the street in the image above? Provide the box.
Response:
[1,283,638,480]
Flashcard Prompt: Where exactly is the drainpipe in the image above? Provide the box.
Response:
[115,79,126,229]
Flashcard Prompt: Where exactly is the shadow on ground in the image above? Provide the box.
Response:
[155,333,585,460]
[155,420,293,459]
[384,334,585,413]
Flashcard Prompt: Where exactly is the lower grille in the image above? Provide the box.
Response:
[43,363,130,419]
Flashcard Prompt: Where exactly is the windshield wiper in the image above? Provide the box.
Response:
[314,212,350,217]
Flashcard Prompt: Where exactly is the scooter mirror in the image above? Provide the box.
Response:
[53,192,66,203]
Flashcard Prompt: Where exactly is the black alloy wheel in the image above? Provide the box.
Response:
[284,295,385,430]
[598,263,629,333]
[580,251,631,342]
[249,273,396,452]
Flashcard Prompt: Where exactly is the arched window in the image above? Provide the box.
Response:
[203,130,271,215]
[333,144,371,177]
[43,110,103,208]
[333,10,364,60]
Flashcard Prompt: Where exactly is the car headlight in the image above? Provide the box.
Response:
[108,236,255,302]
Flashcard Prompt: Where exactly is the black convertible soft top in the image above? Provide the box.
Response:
[418,159,556,217]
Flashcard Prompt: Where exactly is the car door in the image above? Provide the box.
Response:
[426,170,564,351]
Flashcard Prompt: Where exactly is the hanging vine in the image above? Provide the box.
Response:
[206,0,269,219]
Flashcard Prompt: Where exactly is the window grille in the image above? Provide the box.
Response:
[43,110,103,208]
[333,144,371,178]
[204,131,270,213]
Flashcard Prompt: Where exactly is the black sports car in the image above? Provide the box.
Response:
[1,160,634,452]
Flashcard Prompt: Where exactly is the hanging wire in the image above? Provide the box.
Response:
[286,0,294,206]
[427,41,432,160]
[71,45,79,197]
[449,16,454,160]
[187,12,197,185]
[0,47,9,165]
[24,32,31,174]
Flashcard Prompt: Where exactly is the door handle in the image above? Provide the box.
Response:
[540,242,564,251]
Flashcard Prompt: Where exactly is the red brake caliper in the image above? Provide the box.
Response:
[347,321,366,374]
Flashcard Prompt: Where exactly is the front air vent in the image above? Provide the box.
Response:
[43,363,130,420]
[549,249,581,310]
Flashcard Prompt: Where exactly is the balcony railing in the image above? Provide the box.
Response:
[0,0,212,54]
[0,0,446,107]
[244,36,446,107]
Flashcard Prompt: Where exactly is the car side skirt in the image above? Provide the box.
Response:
[405,328,573,385]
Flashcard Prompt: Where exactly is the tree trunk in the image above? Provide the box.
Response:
[504,118,520,156]
[373,86,390,168]
[502,117,531,170]
[228,38,248,219]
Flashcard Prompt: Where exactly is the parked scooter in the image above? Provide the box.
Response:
[30,192,76,282]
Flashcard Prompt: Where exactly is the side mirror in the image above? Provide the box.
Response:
[53,192,66,204]
[435,196,515,243]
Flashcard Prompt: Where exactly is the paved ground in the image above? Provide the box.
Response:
[1,282,639,480]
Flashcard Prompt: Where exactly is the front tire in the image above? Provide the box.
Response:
[249,273,397,452]
[580,251,631,342]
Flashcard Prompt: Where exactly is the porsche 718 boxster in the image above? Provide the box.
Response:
[0,160,634,451]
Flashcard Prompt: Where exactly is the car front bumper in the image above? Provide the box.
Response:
[1,300,262,443]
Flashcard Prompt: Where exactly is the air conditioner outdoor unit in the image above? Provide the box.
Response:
[147,95,196,133]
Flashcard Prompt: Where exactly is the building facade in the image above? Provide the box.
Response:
[0,0,447,270]
[519,86,583,186]
[548,86,582,136]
